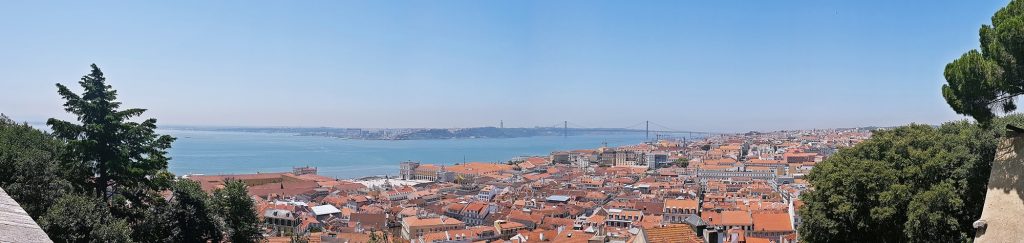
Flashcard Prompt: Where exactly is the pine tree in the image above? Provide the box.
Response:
[46,64,175,202]
[943,0,1024,123]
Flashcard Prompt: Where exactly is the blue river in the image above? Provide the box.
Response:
[162,129,654,179]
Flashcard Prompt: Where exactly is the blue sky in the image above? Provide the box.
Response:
[0,1,1010,132]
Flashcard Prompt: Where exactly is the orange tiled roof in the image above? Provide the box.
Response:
[402,216,464,227]
[464,202,487,214]
[291,173,336,182]
[549,230,593,243]
[641,224,700,243]
[746,237,772,243]
[747,159,783,165]
[446,162,514,175]
[664,199,698,209]
[720,210,753,226]
[752,213,793,232]
[526,157,550,165]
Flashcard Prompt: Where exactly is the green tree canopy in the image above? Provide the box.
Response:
[169,180,225,243]
[130,194,175,243]
[46,64,175,202]
[213,179,264,243]
[943,0,1024,123]
[39,194,133,243]
[798,116,1024,242]
[0,114,72,218]
[0,65,268,242]
[673,158,689,168]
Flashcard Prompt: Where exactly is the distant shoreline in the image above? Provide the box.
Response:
[161,126,657,140]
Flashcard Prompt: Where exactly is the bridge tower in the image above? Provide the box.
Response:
[564,121,568,138]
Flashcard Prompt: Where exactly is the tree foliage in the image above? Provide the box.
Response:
[0,115,72,218]
[943,0,1024,123]
[38,194,133,243]
[213,179,264,243]
[673,158,689,168]
[130,194,175,243]
[46,64,175,202]
[169,180,225,243]
[797,116,1024,242]
[0,64,265,242]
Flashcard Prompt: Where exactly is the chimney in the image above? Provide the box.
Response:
[540,233,546,241]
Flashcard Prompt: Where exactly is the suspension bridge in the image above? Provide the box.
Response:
[528,120,725,141]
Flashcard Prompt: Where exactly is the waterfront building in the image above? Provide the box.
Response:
[400,161,420,180]
[293,166,318,175]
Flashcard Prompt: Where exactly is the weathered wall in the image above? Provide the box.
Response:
[974,135,1024,242]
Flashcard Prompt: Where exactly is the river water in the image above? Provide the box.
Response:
[163,129,653,178]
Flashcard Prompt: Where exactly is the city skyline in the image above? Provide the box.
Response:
[2,1,1022,242]
[0,1,1010,132]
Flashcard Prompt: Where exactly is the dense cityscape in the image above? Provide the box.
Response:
[7,1,1024,242]
[185,128,870,243]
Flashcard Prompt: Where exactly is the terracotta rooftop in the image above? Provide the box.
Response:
[464,201,488,214]
[746,237,773,243]
[720,210,753,226]
[402,216,464,227]
[446,162,514,175]
[292,173,337,182]
[189,172,288,183]
[641,224,700,243]
[664,199,698,209]
[752,213,793,232]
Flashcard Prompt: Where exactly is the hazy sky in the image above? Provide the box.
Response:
[0,1,1010,132]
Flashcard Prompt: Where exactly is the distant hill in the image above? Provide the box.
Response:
[163,126,646,140]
